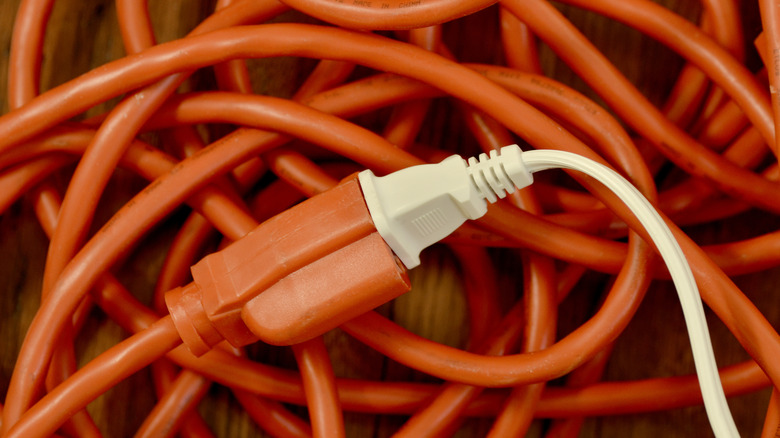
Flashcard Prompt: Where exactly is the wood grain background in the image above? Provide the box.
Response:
[0,0,777,437]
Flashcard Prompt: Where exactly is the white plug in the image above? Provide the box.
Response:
[358,144,532,268]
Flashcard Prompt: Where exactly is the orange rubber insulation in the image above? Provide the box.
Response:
[1,0,780,437]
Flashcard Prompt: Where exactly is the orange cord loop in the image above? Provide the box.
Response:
[3,0,780,437]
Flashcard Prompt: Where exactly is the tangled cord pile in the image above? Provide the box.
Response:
[1,0,780,436]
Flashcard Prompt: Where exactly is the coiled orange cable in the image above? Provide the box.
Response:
[2,1,780,437]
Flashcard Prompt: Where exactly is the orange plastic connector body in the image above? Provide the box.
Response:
[242,233,409,345]
[166,177,411,355]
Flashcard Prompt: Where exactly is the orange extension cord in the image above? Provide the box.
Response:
[1,0,780,436]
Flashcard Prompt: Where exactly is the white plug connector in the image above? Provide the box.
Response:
[358,144,532,268]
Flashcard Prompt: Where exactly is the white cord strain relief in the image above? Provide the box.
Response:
[358,145,532,269]
[466,145,530,203]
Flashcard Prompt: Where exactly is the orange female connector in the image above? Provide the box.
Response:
[167,176,410,352]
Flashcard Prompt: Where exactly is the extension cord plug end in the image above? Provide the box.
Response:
[359,144,532,268]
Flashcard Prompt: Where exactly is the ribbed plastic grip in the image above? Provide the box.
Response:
[466,145,531,203]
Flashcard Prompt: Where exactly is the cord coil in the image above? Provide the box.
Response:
[1,1,779,437]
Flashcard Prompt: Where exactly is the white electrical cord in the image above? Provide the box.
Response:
[520,148,739,438]
[359,144,738,438]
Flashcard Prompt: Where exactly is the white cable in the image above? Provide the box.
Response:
[520,148,738,438]
[360,144,738,438]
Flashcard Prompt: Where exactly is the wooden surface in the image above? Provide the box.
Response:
[0,1,777,437]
